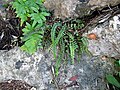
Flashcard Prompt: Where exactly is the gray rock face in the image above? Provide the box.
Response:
[0,47,114,90]
[83,14,120,59]
[0,47,54,90]
[57,53,114,90]
[44,0,120,19]
[88,0,120,10]
[44,0,80,18]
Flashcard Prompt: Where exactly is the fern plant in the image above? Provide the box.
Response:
[11,0,50,54]
[11,0,89,77]
[49,18,89,76]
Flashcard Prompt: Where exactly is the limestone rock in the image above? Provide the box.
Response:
[0,47,114,90]
[88,0,120,10]
[44,0,120,19]
[0,47,54,90]
[44,0,80,19]
[83,14,120,59]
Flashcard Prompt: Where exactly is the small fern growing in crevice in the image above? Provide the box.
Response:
[48,18,90,76]
[11,0,50,54]
[11,0,90,77]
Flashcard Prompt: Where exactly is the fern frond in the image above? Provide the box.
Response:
[55,38,65,76]
[51,23,61,43]
[67,33,75,64]
[51,23,66,58]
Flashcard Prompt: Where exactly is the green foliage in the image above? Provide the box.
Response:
[51,22,66,58]
[49,18,89,76]
[11,0,47,26]
[106,59,120,88]
[106,74,120,88]
[67,32,77,64]
[21,23,44,54]
[115,60,120,67]
[11,0,89,77]
[54,35,67,76]
[11,0,50,54]
[80,37,90,54]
